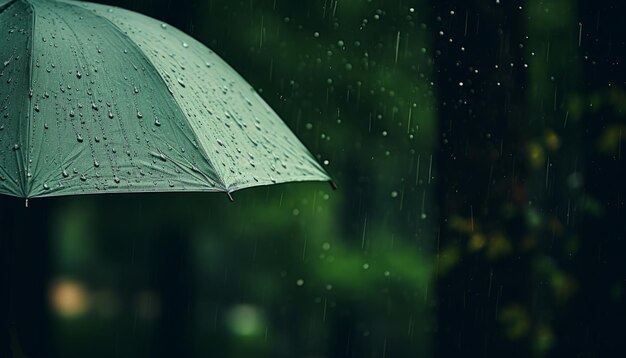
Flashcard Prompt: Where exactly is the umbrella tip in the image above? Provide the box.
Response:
[329,180,338,191]
[226,192,234,202]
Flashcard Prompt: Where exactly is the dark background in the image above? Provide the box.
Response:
[1,0,625,357]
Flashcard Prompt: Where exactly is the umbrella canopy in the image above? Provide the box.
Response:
[0,0,330,201]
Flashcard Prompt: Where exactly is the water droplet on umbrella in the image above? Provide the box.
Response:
[137,111,143,119]
[177,78,185,87]
[182,42,189,48]
[134,86,139,93]
[108,110,114,118]
[34,104,40,112]
[76,71,81,79]
[94,160,99,168]
[161,23,167,29]
[28,88,33,97]
[62,170,69,178]
[43,183,49,190]
[91,103,98,110]
[114,176,121,183]
[80,174,87,181]
[76,133,83,142]
[13,144,19,150]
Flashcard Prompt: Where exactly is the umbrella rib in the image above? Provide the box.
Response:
[19,0,36,198]
[97,12,227,191]
[56,1,229,192]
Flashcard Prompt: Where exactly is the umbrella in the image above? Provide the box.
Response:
[0,0,334,206]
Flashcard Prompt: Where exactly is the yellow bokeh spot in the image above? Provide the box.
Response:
[468,233,486,252]
[49,278,90,318]
[544,130,561,151]
[527,142,545,169]
[597,124,626,154]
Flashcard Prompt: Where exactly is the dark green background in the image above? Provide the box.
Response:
[1,0,624,357]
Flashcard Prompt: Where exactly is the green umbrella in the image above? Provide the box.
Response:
[0,0,332,205]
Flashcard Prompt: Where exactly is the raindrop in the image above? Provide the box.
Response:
[114,176,121,183]
[76,133,83,142]
[154,118,161,126]
[177,78,186,88]
[182,42,189,48]
[296,279,304,286]
[13,144,19,150]
[108,110,114,119]
[62,170,69,178]
[80,174,87,181]
[43,184,49,190]
[76,71,82,79]
[137,111,143,119]
[34,104,40,112]
[91,103,98,111]
[160,23,167,29]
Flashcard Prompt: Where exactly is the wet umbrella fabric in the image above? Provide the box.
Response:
[0,0,330,200]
